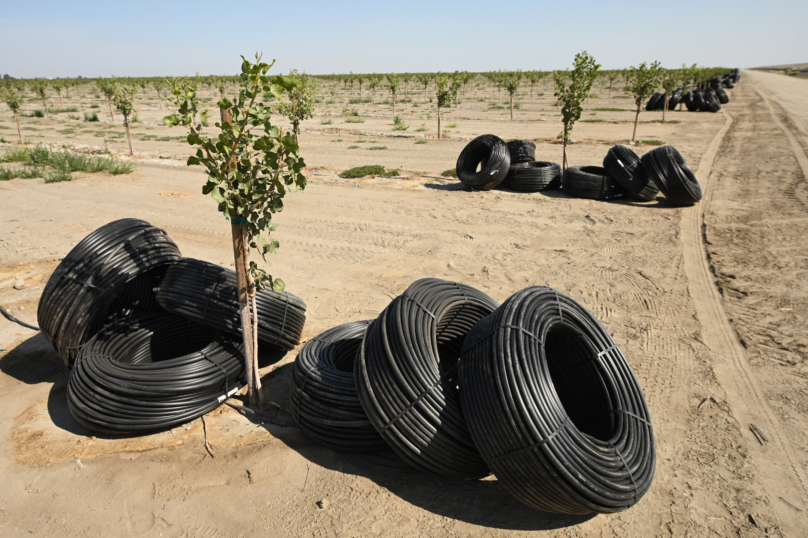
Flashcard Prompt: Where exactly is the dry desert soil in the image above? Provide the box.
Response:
[1,69,808,537]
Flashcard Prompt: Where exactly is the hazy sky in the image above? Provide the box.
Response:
[2,0,805,78]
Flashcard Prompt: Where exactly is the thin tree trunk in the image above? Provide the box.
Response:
[106,97,115,122]
[510,94,514,120]
[42,97,49,118]
[124,120,134,155]
[608,85,612,98]
[14,112,23,144]
[392,93,396,118]
[245,241,264,406]
[662,93,669,123]
[632,106,641,143]
[437,107,441,139]
[232,223,257,404]
[58,92,63,106]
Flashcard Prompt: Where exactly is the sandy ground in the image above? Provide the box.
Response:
[0,71,807,537]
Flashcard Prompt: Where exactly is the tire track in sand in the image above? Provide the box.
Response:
[681,84,808,523]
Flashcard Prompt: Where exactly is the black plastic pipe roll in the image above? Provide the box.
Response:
[667,88,683,110]
[37,218,181,367]
[156,258,306,351]
[355,278,499,479]
[602,145,659,202]
[504,161,562,192]
[459,286,655,514]
[505,140,536,164]
[291,320,388,452]
[641,145,703,205]
[455,134,511,191]
[562,166,625,200]
[68,312,245,434]
[682,90,697,112]
[645,92,664,111]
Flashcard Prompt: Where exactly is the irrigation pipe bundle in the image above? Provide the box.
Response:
[455,134,511,191]
[504,161,562,192]
[291,320,388,452]
[562,166,625,200]
[156,258,306,351]
[355,278,499,479]
[68,312,245,434]
[459,286,655,514]
[641,146,703,205]
[602,145,659,201]
[37,218,181,367]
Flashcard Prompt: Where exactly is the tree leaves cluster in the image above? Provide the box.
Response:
[277,69,318,141]
[554,51,600,169]
[626,61,663,142]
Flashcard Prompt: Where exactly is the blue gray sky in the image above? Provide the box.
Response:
[1,0,805,78]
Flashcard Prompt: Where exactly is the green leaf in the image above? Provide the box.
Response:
[272,278,285,292]
[187,156,200,166]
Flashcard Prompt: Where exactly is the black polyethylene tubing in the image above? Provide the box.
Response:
[290,320,388,452]
[355,278,499,479]
[504,161,562,192]
[458,286,655,514]
[602,145,659,202]
[562,166,625,200]
[506,140,537,164]
[455,135,511,191]
[37,218,181,367]
[641,146,703,205]
[156,258,306,351]
[67,312,245,433]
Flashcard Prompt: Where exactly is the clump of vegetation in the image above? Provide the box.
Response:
[320,119,333,125]
[278,69,318,141]
[555,51,601,170]
[581,119,604,123]
[345,117,364,123]
[50,107,79,114]
[638,139,665,146]
[342,108,359,116]
[441,168,458,178]
[415,140,427,144]
[415,124,427,132]
[21,110,46,118]
[626,61,663,143]
[84,112,99,122]
[392,115,408,131]
[331,138,342,142]
[369,146,387,150]
[1,86,24,143]
[347,145,359,149]
[0,145,134,182]
[339,165,399,178]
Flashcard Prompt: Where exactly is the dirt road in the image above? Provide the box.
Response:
[0,71,807,537]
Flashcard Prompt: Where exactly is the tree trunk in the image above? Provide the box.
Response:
[662,93,669,123]
[231,223,257,405]
[632,105,641,143]
[437,107,441,139]
[42,97,49,118]
[124,119,134,156]
[608,85,612,99]
[392,93,396,118]
[510,93,514,120]
[14,112,23,144]
[58,92,63,106]
[106,97,115,122]
[562,123,569,172]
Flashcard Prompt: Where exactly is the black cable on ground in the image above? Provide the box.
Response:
[503,161,562,192]
[156,258,306,351]
[602,145,659,202]
[505,140,536,164]
[37,218,181,367]
[0,305,40,331]
[455,134,511,191]
[645,92,664,111]
[562,166,626,200]
[458,286,656,515]
[641,145,703,205]
[67,312,245,434]
[355,278,499,479]
[291,320,388,452]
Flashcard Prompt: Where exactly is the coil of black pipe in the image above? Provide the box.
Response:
[667,88,683,110]
[505,140,536,164]
[697,91,712,112]
[704,90,722,112]
[504,161,562,192]
[641,145,702,205]
[458,286,655,514]
[103,268,166,325]
[602,145,659,202]
[67,312,245,433]
[291,320,388,452]
[455,134,511,191]
[155,258,306,351]
[355,278,499,478]
[645,92,664,111]
[37,218,181,367]
[562,166,625,200]
[682,90,697,112]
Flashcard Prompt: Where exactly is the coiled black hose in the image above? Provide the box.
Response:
[505,140,536,164]
[697,91,712,112]
[291,320,388,452]
[156,258,306,351]
[602,145,659,202]
[693,90,707,112]
[683,90,697,112]
[103,269,166,325]
[355,278,499,478]
[667,88,683,110]
[562,166,625,200]
[504,161,562,192]
[37,218,181,367]
[458,286,655,514]
[704,90,722,112]
[67,312,245,434]
[645,92,664,111]
[641,145,703,205]
[455,134,511,191]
